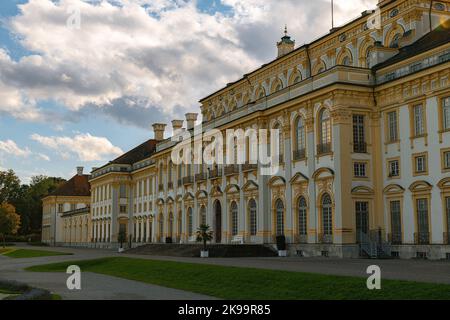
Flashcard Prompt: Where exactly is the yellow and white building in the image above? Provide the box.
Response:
[43,0,450,259]
[41,167,91,246]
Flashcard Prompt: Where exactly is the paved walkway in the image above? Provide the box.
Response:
[0,245,215,300]
[1,244,450,300]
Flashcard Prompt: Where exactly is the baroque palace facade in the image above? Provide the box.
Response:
[43,0,450,259]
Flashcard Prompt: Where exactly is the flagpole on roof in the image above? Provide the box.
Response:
[331,0,334,29]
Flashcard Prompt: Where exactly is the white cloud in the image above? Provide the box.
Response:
[0,139,31,157]
[36,153,51,161]
[1,0,377,125]
[30,132,123,161]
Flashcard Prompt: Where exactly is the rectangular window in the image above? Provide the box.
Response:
[414,155,426,173]
[353,162,367,177]
[390,201,402,244]
[120,205,127,214]
[388,160,400,177]
[58,204,64,213]
[443,151,450,170]
[119,184,126,198]
[413,104,425,136]
[70,203,76,211]
[443,97,450,130]
[387,111,398,142]
[353,115,366,152]
[446,197,450,240]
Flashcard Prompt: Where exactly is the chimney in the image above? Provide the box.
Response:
[76,166,84,175]
[171,120,184,134]
[277,26,295,58]
[185,113,198,130]
[152,123,167,141]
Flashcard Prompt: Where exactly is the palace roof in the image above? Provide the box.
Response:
[373,21,450,70]
[109,139,157,165]
[49,174,91,197]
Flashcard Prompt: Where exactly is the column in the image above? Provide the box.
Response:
[283,121,293,243]
[305,108,317,244]
[111,184,119,242]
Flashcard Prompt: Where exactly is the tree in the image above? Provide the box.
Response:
[0,170,21,204]
[0,203,21,247]
[196,224,213,252]
[12,175,64,235]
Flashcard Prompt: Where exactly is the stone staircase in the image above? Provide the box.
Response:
[126,243,278,258]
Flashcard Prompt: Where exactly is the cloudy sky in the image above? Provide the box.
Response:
[0,0,376,183]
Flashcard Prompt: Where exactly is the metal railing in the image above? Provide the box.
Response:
[225,165,239,176]
[195,172,207,181]
[182,176,194,185]
[353,142,367,153]
[242,162,258,171]
[388,232,402,245]
[317,143,332,155]
[414,232,430,245]
[318,233,333,244]
[293,148,306,161]
[444,232,449,245]
[210,168,222,179]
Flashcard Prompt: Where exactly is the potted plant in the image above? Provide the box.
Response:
[118,229,126,253]
[196,224,213,258]
[276,235,287,257]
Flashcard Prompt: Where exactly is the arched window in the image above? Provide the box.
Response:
[187,208,193,237]
[298,197,307,236]
[200,206,207,226]
[319,109,331,147]
[389,33,401,48]
[342,56,351,66]
[322,194,333,236]
[231,201,238,236]
[159,163,164,185]
[366,46,373,68]
[249,199,257,236]
[295,117,306,152]
[168,212,174,238]
[168,161,173,184]
[275,199,284,236]
[257,87,265,100]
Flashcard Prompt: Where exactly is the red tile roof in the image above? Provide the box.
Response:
[49,174,91,197]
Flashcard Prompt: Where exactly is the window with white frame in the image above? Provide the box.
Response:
[276,199,285,236]
[353,162,367,177]
[322,194,333,236]
[231,202,238,236]
[295,117,306,151]
[414,155,426,173]
[445,151,450,169]
[387,111,398,142]
[298,197,307,236]
[249,199,257,236]
[187,208,193,237]
[413,104,425,136]
[443,97,450,130]
[389,160,400,177]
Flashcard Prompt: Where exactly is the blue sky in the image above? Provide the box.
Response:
[0,0,376,183]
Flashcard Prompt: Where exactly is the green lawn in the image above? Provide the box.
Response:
[26,257,450,300]
[3,248,72,258]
